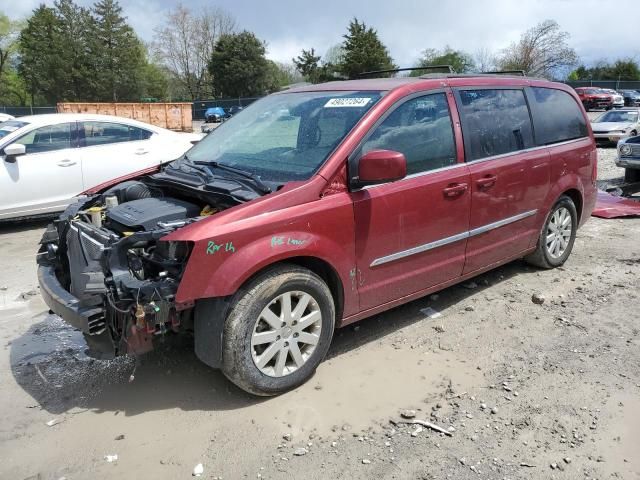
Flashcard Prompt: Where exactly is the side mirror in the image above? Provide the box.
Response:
[3,143,26,163]
[356,149,407,187]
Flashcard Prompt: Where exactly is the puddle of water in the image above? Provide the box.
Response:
[10,313,87,367]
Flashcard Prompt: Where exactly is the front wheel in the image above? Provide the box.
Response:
[525,195,578,269]
[221,265,335,396]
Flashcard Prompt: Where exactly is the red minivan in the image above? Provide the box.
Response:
[38,74,597,395]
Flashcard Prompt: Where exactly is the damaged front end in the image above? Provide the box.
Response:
[37,195,197,358]
[36,168,254,359]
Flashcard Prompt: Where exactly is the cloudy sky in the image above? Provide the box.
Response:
[4,0,639,67]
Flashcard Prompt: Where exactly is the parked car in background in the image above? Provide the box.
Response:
[621,90,640,106]
[0,114,200,220]
[575,87,614,111]
[600,89,624,108]
[590,108,640,145]
[204,107,226,123]
[0,113,15,122]
[38,74,597,396]
[225,105,244,119]
[616,135,640,182]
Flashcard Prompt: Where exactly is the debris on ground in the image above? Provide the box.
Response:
[400,409,416,419]
[192,463,204,476]
[420,307,442,319]
[531,292,546,305]
[45,419,61,427]
[104,454,118,463]
[293,448,308,456]
[391,418,453,437]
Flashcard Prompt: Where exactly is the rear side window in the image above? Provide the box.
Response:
[527,87,588,145]
[82,122,152,147]
[456,89,534,161]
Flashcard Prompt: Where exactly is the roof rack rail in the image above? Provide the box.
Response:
[356,65,455,78]
[482,70,526,76]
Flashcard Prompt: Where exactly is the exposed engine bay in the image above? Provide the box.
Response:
[37,161,274,358]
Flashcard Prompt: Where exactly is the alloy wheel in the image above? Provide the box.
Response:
[545,207,572,259]
[251,291,322,377]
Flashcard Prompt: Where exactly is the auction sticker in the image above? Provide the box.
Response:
[324,98,371,108]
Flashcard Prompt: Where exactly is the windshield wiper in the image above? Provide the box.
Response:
[192,160,271,194]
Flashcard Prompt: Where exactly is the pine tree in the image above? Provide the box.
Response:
[208,31,269,98]
[55,0,96,100]
[90,0,145,101]
[18,6,66,104]
[338,18,395,78]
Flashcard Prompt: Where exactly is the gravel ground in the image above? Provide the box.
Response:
[0,131,638,480]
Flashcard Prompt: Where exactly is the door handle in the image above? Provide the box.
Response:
[135,148,149,155]
[476,175,497,189]
[57,159,77,167]
[443,183,468,198]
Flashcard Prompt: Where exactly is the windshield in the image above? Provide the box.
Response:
[596,111,639,123]
[183,90,383,183]
[0,120,28,139]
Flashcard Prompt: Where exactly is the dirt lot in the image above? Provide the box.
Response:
[1,124,639,479]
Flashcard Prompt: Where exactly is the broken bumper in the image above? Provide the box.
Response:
[37,264,105,335]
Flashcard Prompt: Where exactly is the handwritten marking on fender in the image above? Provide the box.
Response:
[206,240,235,255]
[271,236,306,248]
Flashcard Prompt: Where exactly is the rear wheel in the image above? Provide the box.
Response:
[525,195,577,269]
[221,265,335,396]
[625,168,640,183]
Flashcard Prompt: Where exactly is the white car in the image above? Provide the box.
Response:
[0,113,14,122]
[0,114,201,221]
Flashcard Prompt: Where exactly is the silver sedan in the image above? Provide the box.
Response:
[591,108,640,144]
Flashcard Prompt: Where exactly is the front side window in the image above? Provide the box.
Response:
[456,89,534,161]
[528,87,589,145]
[183,91,383,183]
[82,122,152,147]
[15,123,73,154]
[360,93,457,175]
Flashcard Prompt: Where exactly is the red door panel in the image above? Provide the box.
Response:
[463,148,550,273]
[353,165,471,310]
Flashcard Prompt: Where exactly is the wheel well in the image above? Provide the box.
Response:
[240,257,345,323]
[283,257,345,322]
[562,188,583,222]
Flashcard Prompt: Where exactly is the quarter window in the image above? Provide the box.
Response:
[15,123,73,154]
[456,89,534,161]
[360,93,457,175]
[82,122,152,147]
[528,87,588,145]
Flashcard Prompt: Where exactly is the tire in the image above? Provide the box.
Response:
[221,264,335,396]
[525,195,578,269]
[625,168,640,183]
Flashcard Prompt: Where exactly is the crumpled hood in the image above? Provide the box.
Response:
[591,122,633,132]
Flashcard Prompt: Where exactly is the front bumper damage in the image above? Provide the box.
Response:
[37,201,193,359]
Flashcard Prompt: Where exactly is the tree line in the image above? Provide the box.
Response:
[0,1,302,106]
[2,4,640,107]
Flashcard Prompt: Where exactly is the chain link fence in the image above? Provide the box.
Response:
[0,106,57,117]
[2,98,265,120]
[192,97,263,120]
[5,83,640,121]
